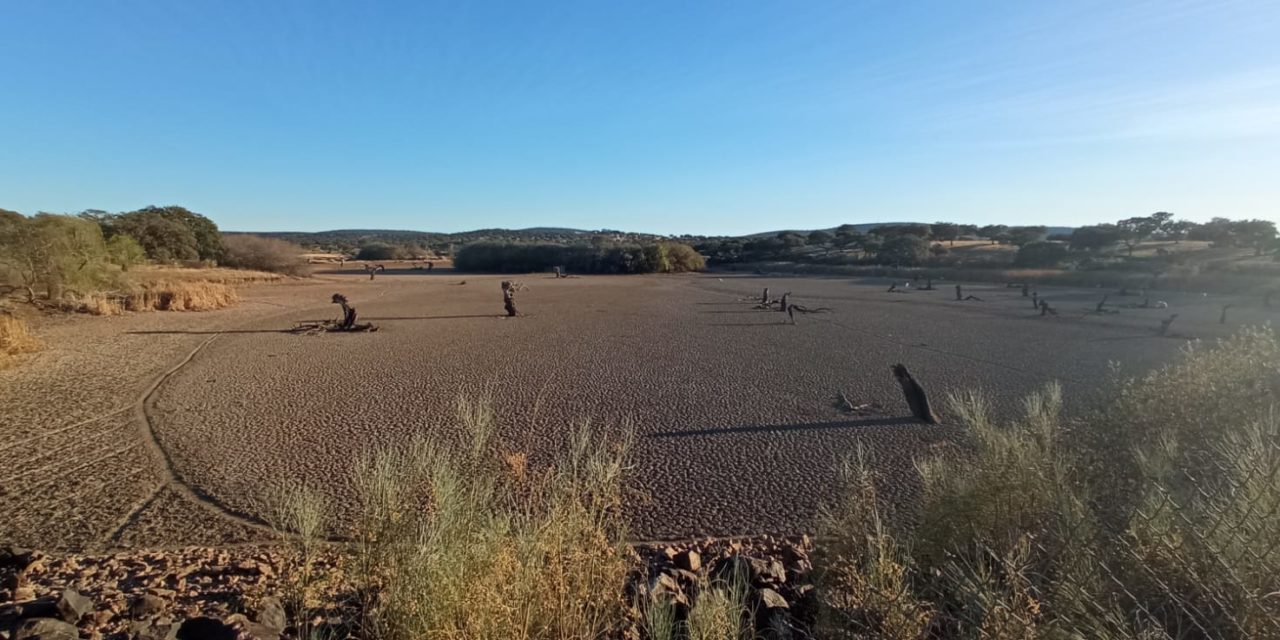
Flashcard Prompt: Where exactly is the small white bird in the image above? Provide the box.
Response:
[1155,301,1169,309]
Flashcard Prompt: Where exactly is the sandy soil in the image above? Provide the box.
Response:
[3,270,1273,550]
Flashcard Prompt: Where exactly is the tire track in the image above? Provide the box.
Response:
[130,334,279,542]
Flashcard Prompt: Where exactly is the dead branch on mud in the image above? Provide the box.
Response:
[291,293,378,334]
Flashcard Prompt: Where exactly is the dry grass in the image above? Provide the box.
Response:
[328,396,635,640]
[131,265,285,285]
[0,313,43,367]
[815,327,1280,639]
[73,281,239,315]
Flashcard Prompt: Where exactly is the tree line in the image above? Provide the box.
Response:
[692,214,1278,269]
[454,240,706,274]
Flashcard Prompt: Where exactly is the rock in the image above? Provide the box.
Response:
[0,597,57,625]
[166,617,239,640]
[54,590,90,623]
[129,618,172,640]
[710,556,786,587]
[253,598,285,633]
[223,614,279,640]
[130,595,166,619]
[756,588,789,609]
[674,550,701,573]
[12,618,78,640]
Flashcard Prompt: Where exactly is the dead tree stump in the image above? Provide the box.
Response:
[502,281,519,317]
[892,364,939,424]
[779,292,791,312]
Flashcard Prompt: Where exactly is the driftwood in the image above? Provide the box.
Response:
[892,364,939,424]
[291,293,378,334]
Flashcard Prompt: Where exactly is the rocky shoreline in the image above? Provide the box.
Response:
[3,536,818,640]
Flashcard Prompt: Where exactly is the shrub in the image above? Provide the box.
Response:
[220,234,310,276]
[1014,240,1070,267]
[0,213,123,300]
[817,327,1280,638]
[343,396,634,640]
[355,242,401,261]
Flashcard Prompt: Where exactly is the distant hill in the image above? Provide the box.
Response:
[743,223,1075,238]
[230,223,1077,254]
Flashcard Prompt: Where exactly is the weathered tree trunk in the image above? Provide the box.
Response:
[502,281,519,317]
[891,364,939,424]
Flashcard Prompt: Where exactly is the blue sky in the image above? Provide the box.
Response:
[2,0,1278,235]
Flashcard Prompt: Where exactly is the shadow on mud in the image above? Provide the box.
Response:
[648,416,921,438]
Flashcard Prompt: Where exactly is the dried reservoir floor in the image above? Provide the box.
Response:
[3,271,1271,549]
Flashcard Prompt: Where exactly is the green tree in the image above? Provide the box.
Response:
[1070,224,1124,252]
[1006,226,1048,247]
[1164,220,1197,243]
[875,235,929,266]
[0,214,120,300]
[1117,214,1164,256]
[106,234,147,271]
[978,224,1009,244]
[1232,219,1278,256]
[932,222,960,246]
[1014,241,1070,267]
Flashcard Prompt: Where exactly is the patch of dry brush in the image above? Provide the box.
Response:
[0,313,43,367]
[73,281,239,315]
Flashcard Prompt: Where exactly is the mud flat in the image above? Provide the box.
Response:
[3,271,1270,548]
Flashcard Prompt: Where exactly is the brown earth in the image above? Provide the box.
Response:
[3,269,1274,551]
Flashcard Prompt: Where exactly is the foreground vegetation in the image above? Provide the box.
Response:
[264,329,1278,639]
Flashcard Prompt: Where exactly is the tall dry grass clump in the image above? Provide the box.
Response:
[74,281,238,315]
[346,395,635,640]
[0,313,43,367]
[816,327,1280,639]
